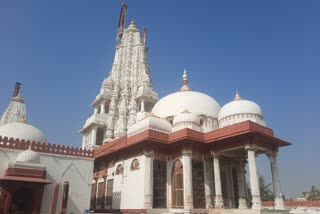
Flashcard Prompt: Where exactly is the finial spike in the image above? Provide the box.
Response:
[116,2,128,45]
[180,69,191,91]
[234,91,242,100]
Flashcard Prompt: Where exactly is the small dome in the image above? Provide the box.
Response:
[0,122,47,143]
[173,110,199,126]
[16,148,40,164]
[152,91,221,119]
[127,114,172,136]
[218,92,265,128]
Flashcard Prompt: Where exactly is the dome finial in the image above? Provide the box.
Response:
[234,91,242,100]
[180,69,191,91]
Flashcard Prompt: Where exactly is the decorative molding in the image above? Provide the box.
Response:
[0,136,93,158]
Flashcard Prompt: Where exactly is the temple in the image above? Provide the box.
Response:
[0,3,293,214]
[87,4,291,214]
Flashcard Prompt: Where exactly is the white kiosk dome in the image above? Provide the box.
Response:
[0,122,48,143]
[16,147,40,164]
[152,70,221,132]
[218,92,265,128]
[127,114,172,136]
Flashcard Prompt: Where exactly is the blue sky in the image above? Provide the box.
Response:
[0,1,319,198]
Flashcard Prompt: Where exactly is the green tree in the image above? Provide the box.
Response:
[303,186,320,201]
[247,175,274,202]
[259,176,274,201]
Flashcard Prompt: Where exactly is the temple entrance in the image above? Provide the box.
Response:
[9,187,34,214]
[172,160,184,208]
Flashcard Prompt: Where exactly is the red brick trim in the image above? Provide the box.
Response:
[0,137,93,158]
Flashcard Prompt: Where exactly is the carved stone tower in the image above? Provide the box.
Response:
[0,82,27,125]
[80,3,158,149]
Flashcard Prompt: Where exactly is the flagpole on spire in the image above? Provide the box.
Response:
[116,2,128,46]
[13,82,21,97]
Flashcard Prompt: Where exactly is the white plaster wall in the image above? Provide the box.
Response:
[39,153,94,214]
[109,154,146,209]
[0,148,94,214]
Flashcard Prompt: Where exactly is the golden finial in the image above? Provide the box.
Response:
[180,69,191,91]
[234,91,242,101]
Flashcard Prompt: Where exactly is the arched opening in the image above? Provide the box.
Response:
[172,160,184,208]
[96,127,104,146]
[10,187,34,213]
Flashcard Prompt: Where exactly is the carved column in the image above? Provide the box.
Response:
[182,146,193,209]
[101,102,105,114]
[141,99,145,112]
[91,127,97,147]
[211,151,224,208]
[267,151,285,210]
[245,145,261,209]
[237,160,248,209]
[203,157,213,208]
[144,150,153,209]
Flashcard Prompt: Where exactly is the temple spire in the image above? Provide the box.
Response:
[180,69,191,91]
[116,2,128,45]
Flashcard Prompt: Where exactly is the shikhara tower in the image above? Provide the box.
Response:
[80,3,158,149]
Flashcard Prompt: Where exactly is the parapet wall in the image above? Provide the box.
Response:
[0,136,93,158]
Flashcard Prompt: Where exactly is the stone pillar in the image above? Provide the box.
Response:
[144,150,153,209]
[141,99,145,112]
[101,102,105,114]
[203,157,213,208]
[182,146,193,209]
[211,151,224,208]
[245,144,261,209]
[237,160,248,209]
[91,127,97,147]
[267,151,285,210]
[94,107,98,114]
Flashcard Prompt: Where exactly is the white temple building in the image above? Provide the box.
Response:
[85,3,291,214]
[0,2,293,214]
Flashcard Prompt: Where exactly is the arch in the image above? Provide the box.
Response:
[96,127,104,146]
[130,158,140,170]
[116,164,123,175]
[172,159,184,208]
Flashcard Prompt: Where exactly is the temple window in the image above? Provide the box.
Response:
[105,179,113,208]
[131,159,140,171]
[153,160,167,208]
[172,160,184,208]
[199,118,204,126]
[96,182,104,208]
[192,160,205,208]
[116,164,123,175]
[167,117,173,126]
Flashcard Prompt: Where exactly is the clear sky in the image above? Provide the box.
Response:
[0,0,319,198]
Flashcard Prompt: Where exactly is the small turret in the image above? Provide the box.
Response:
[0,82,27,125]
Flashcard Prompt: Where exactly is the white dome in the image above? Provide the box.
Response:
[152,91,221,119]
[16,148,40,164]
[218,92,265,128]
[173,110,199,126]
[127,115,172,136]
[0,122,47,143]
